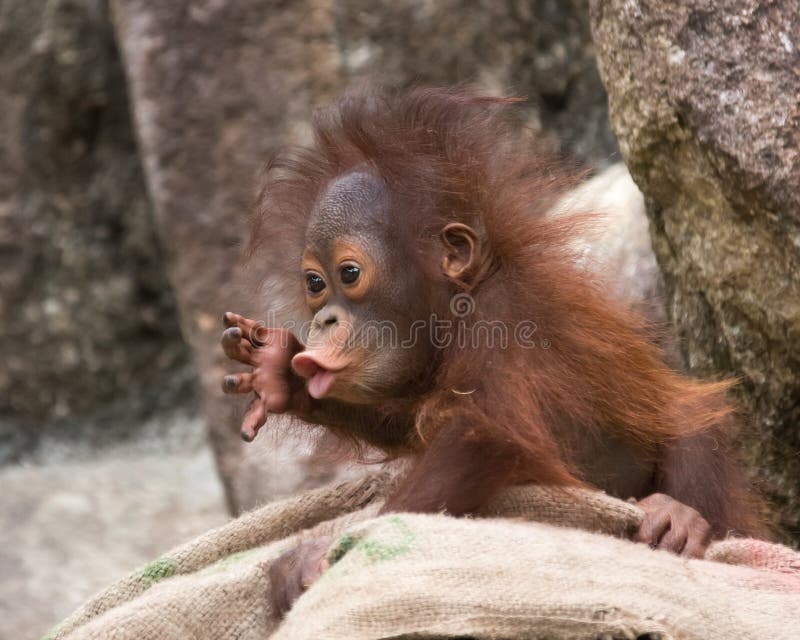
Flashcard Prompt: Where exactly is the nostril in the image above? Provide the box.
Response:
[323,315,337,327]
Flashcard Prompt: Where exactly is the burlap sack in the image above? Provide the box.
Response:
[47,472,800,640]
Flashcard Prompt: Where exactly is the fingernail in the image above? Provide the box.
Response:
[224,327,241,340]
[223,375,237,390]
[241,429,254,442]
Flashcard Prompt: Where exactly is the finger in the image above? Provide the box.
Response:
[274,547,306,615]
[635,493,670,511]
[268,559,291,617]
[634,510,672,547]
[300,549,331,590]
[222,311,237,327]
[223,312,268,346]
[221,327,256,364]
[261,377,293,414]
[682,536,708,559]
[223,311,254,329]
[240,399,267,442]
[249,355,296,414]
[222,372,253,395]
[284,568,306,613]
[658,525,688,555]
[682,520,713,559]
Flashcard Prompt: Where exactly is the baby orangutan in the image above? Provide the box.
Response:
[221,87,766,616]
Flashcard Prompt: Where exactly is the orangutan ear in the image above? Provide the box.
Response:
[441,223,481,283]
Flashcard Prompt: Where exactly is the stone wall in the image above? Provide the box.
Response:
[591,0,800,533]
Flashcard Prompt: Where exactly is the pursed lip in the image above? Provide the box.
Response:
[291,351,348,400]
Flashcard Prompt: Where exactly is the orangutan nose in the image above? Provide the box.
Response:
[313,305,341,330]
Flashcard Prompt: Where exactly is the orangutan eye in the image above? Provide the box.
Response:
[306,272,326,294]
[340,264,361,285]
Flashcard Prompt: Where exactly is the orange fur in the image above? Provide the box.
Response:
[246,86,767,537]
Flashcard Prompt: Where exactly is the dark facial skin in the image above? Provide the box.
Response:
[293,172,436,405]
[220,171,716,618]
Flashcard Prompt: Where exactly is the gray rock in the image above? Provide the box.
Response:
[331,0,618,165]
[591,0,800,533]
[0,0,192,456]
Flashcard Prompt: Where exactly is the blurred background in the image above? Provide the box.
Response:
[1,1,797,637]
